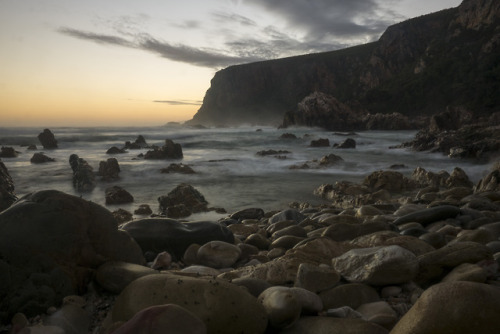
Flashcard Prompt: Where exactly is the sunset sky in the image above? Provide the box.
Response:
[1,0,462,127]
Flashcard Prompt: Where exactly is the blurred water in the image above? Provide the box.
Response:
[0,125,495,218]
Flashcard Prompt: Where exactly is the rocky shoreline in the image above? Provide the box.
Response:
[1,154,500,333]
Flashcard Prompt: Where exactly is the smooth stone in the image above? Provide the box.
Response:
[196,240,241,269]
[151,251,172,270]
[357,205,384,217]
[228,224,259,239]
[450,229,497,244]
[180,265,221,276]
[96,261,157,294]
[294,263,340,293]
[267,220,297,234]
[393,205,461,227]
[486,241,500,254]
[319,283,380,310]
[44,304,90,334]
[111,304,206,334]
[380,286,402,298]
[390,281,500,334]
[440,263,488,283]
[278,316,389,334]
[230,277,272,297]
[229,208,265,220]
[325,306,362,318]
[272,225,308,239]
[267,247,286,259]
[419,232,447,249]
[318,214,361,225]
[258,286,301,329]
[112,274,268,334]
[479,222,500,239]
[270,235,305,250]
[332,245,419,285]
[245,233,271,250]
[269,209,307,224]
[322,222,392,242]
[356,301,397,329]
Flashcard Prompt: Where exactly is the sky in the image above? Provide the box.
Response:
[0,0,462,127]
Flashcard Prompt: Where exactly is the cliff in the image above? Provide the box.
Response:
[189,0,500,127]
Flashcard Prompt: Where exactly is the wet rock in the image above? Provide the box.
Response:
[37,129,58,149]
[230,208,265,220]
[335,138,356,149]
[269,209,307,224]
[158,183,208,218]
[280,133,298,139]
[0,146,18,158]
[106,146,126,154]
[319,154,344,166]
[111,274,268,334]
[391,281,500,334]
[196,240,241,269]
[440,262,488,283]
[393,205,461,227]
[134,204,152,215]
[294,263,340,293]
[98,158,120,180]
[105,186,134,205]
[363,170,411,193]
[112,208,133,224]
[69,154,96,192]
[160,163,195,174]
[95,261,156,294]
[257,149,291,156]
[30,152,55,163]
[144,139,183,159]
[120,218,234,260]
[310,138,330,147]
[332,245,419,285]
[0,160,17,211]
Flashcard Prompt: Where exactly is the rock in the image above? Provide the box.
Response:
[335,138,356,149]
[134,204,152,215]
[363,112,411,130]
[475,163,500,192]
[390,281,500,334]
[322,221,392,242]
[0,190,144,319]
[269,209,307,224]
[0,146,18,158]
[111,274,268,334]
[256,149,291,156]
[319,283,380,310]
[440,262,488,283]
[245,233,271,250]
[294,263,340,293]
[120,218,234,260]
[363,170,411,193]
[279,316,389,334]
[411,167,449,188]
[160,163,195,174]
[111,304,206,334]
[231,277,272,297]
[310,138,330,147]
[319,154,344,166]
[44,304,90,334]
[30,152,55,163]
[95,261,157,294]
[445,167,473,188]
[332,245,419,285]
[325,306,363,318]
[105,186,134,205]
[69,154,96,192]
[258,287,301,329]
[151,251,172,270]
[98,158,120,180]
[106,146,127,154]
[144,139,183,159]
[158,183,208,218]
[181,265,221,276]
[393,205,461,227]
[0,160,17,211]
[196,240,241,269]
[270,235,305,250]
[280,133,298,139]
[356,301,398,329]
[37,129,58,149]
[27,144,37,150]
[272,225,308,239]
[229,208,265,220]
[113,208,133,224]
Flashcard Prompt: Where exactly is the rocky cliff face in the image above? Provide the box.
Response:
[189,0,500,127]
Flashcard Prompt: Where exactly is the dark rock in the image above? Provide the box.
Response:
[0,147,18,158]
[363,170,412,193]
[257,149,291,156]
[30,152,55,163]
[69,154,96,192]
[335,138,356,149]
[429,106,473,133]
[475,162,500,192]
[125,135,149,149]
[310,138,330,147]
[0,160,17,211]
[121,218,235,260]
[319,154,344,166]
[134,204,153,215]
[393,205,461,227]
[106,146,127,154]
[144,139,183,160]
[105,186,134,205]
[37,129,58,149]
[280,133,298,139]
[158,183,208,218]
[113,208,133,224]
[98,158,121,180]
[363,112,412,130]
[0,190,144,320]
[27,144,37,150]
[160,163,195,174]
[229,208,265,221]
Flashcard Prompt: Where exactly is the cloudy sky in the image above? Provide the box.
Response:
[1,0,462,127]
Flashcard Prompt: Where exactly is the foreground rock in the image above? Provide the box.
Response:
[0,190,144,321]
[37,128,58,149]
[0,160,17,211]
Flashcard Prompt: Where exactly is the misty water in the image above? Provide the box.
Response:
[1,125,495,219]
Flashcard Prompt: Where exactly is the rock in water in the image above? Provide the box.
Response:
[0,160,17,211]
[144,139,183,159]
[158,183,208,218]
[69,154,96,192]
[105,186,134,205]
[111,274,268,334]
[0,190,144,320]
[37,128,58,149]
[30,152,55,163]
[98,158,120,180]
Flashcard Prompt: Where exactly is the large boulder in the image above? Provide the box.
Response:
[0,160,17,211]
[105,186,134,205]
[0,146,18,158]
[158,183,208,218]
[144,139,183,159]
[37,128,58,149]
[30,152,55,163]
[0,190,144,320]
[391,281,500,334]
[98,158,120,180]
[69,154,96,192]
[120,218,234,260]
[363,170,412,193]
[474,162,500,192]
[111,274,268,334]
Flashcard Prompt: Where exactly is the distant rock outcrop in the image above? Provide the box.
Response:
[37,129,58,149]
[189,0,499,127]
[144,139,183,160]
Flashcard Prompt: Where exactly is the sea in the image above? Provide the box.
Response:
[0,125,495,220]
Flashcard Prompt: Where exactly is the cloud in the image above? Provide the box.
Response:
[58,27,133,47]
[153,100,202,106]
[212,11,257,27]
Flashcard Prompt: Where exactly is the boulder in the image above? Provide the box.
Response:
[0,146,18,158]
[335,138,356,149]
[269,209,307,224]
[475,162,500,192]
[390,281,500,334]
[95,261,157,294]
[69,154,96,192]
[393,205,461,227]
[319,154,344,166]
[134,204,152,215]
[105,186,134,205]
[160,163,195,174]
[144,139,183,159]
[294,263,341,293]
[196,240,242,269]
[106,146,127,154]
[111,274,268,334]
[229,207,265,220]
[30,152,55,163]
[98,158,120,180]
[120,218,234,260]
[0,190,144,319]
[363,170,411,193]
[0,160,17,211]
[37,129,58,149]
[332,245,419,285]
[310,138,330,147]
[158,183,208,218]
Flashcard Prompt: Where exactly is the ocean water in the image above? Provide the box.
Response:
[0,125,495,219]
